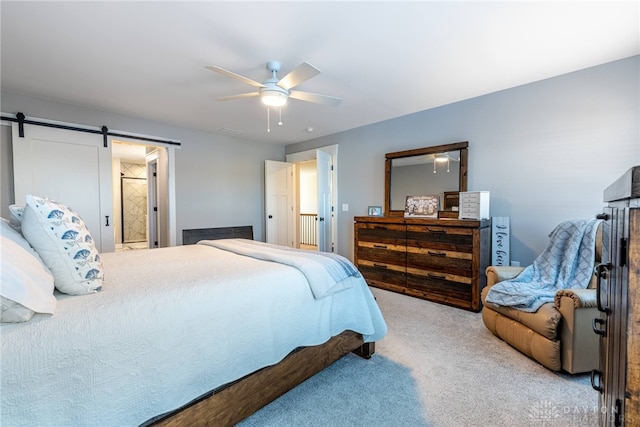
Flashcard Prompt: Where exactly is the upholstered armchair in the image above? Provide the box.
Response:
[480,224,601,374]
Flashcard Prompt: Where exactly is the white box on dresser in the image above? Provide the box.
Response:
[459,191,490,219]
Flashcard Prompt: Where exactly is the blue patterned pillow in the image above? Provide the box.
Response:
[21,195,103,295]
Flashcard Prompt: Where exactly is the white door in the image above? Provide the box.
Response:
[316,150,332,252]
[265,160,293,246]
[12,123,114,252]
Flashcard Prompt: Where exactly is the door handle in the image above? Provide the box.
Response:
[590,370,603,393]
[105,215,110,227]
[592,318,606,336]
[594,263,611,313]
[319,217,325,222]
[268,215,273,219]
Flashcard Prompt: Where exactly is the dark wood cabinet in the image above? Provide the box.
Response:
[592,166,639,426]
[354,216,490,311]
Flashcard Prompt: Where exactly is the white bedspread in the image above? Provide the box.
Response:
[1,244,387,427]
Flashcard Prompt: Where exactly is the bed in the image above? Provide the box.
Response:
[0,197,387,426]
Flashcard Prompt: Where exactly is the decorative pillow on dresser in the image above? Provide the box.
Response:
[0,219,56,322]
[20,195,104,295]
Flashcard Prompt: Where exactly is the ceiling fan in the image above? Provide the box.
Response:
[206,61,343,108]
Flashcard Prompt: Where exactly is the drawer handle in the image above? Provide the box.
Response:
[592,318,606,336]
[373,263,388,269]
[426,228,446,233]
[428,273,446,280]
[373,226,388,230]
[590,370,603,393]
[428,251,446,257]
[373,244,388,249]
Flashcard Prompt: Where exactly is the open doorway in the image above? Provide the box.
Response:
[120,163,148,248]
[112,141,169,251]
[286,144,338,253]
[298,159,318,251]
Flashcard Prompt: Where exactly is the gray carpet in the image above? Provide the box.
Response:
[238,288,598,426]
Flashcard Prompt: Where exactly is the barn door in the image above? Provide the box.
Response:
[12,123,114,252]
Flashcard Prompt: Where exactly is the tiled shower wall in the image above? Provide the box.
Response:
[121,162,147,243]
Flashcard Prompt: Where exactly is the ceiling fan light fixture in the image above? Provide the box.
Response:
[260,89,288,107]
[434,152,451,163]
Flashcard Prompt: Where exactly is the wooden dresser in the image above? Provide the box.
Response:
[354,216,491,311]
[593,166,639,426]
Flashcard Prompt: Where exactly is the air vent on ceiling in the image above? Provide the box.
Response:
[217,127,244,136]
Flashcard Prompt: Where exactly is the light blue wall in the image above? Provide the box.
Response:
[286,56,640,265]
[0,91,285,243]
[3,57,638,261]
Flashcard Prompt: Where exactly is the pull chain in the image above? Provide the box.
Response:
[266,106,284,133]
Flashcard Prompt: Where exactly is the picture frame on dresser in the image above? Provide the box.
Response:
[404,195,439,218]
[367,206,383,216]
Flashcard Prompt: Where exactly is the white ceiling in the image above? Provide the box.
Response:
[1,1,638,146]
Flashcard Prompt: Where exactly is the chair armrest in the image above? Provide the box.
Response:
[485,266,525,287]
[554,288,597,309]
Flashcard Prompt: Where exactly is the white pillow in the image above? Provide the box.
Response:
[21,195,104,295]
[1,296,37,323]
[0,219,56,322]
[8,205,24,232]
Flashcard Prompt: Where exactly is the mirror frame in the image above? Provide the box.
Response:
[384,141,468,217]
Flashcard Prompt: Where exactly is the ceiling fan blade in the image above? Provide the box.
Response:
[216,92,260,101]
[289,90,342,107]
[277,62,321,90]
[205,66,265,88]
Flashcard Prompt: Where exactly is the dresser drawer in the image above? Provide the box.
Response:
[405,269,473,307]
[357,241,406,265]
[405,225,473,250]
[355,222,405,245]
[406,246,472,274]
[460,204,480,215]
[357,260,406,287]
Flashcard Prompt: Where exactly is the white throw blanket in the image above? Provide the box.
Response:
[199,239,360,299]
[485,219,601,312]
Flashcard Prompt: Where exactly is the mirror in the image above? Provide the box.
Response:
[385,141,468,217]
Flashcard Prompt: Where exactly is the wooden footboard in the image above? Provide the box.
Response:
[147,330,371,427]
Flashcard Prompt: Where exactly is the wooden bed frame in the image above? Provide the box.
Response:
[146,330,374,426]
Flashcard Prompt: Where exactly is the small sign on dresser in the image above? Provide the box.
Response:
[458,191,490,219]
[491,217,510,266]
